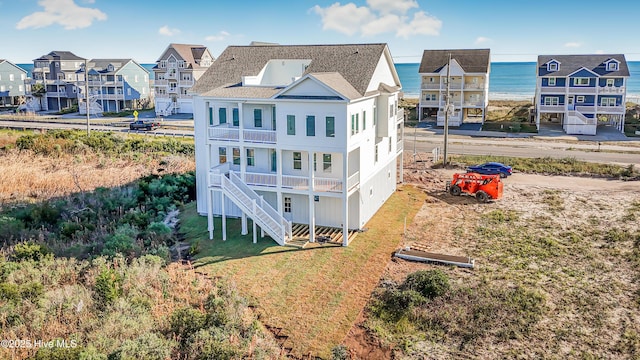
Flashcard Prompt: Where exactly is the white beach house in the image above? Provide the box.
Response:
[153,43,214,115]
[191,43,404,246]
[417,49,490,126]
[534,54,629,135]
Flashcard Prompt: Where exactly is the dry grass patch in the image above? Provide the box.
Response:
[181,186,426,358]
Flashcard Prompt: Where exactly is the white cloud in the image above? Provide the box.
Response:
[16,0,107,30]
[158,25,180,36]
[564,42,582,48]
[475,36,491,45]
[313,1,440,38]
[205,31,230,42]
[366,0,418,14]
[396,11,441,38]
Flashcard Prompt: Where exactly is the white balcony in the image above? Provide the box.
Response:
[464,83,485,90]
[179,80,194,87]
[208,124,240,141]
[243,129,277,144]
[598,105,624,114]
[599,86,625,94]
[421,83,441,90]
[244,172,278,187]
[314,178,343,193]
[538,105,565,112]
[282,175,310,190]
[568,87,597,94]
[420,100,440,107]
[575,105,595,113]
[463,101,484,107]
[540,87,564,94]
[155,80,168,86]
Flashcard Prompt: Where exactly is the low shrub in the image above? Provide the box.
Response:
[11,242,51,262]
[402,269,450,299]
[94,267,123,307]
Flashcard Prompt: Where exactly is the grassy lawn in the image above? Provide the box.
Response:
[179,185,426,358]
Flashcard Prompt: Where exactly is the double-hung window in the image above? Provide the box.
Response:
[325,117,335,137]
[323,154,332,172]
[293,152,302,170]
[246,149,255,166]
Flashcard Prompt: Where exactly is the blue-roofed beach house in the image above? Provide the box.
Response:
[534,54,629,135]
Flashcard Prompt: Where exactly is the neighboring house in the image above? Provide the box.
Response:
[0,59,27,106]
[191,43,404,246]
[153,43,214,115]
[417,49,490,126]
[534,54,629,135]
[76,59,151,114]
[28,51,86,111]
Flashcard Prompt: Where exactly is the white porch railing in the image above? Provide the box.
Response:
[179,80,195,87]
[282,175,310,190]
[244,172,278,187]
[598,105,624,114]
[538,105,564,112]
[599,86,625,94]
[464,83,485,90]
[314,178,342,193]
[421,83,441,90]
[575,105,595,113]
[209,124,240,141]
[567,110,596,125]
[243,129,276,143]
[420,100,440,107]
[463,101,484,107]
[540,87,563,94]
[155,80,168,86]
[568,87,596,94]
[347,171,360,191]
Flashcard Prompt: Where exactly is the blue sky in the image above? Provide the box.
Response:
[2,0,639,64]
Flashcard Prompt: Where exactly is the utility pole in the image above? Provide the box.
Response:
[443,53,451,166]
[85,59,90,136]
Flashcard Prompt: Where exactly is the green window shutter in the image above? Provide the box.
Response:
[306,115,315,136]
[232,108,239,126]
[254,109,262,127]
[287,115,296,135]
[219,107,226,124]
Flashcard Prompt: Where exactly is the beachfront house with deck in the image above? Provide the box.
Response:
[153,43,214,115]
[76,59,151,115]
[27,51,86,111]
[417,49,490,127]
[191,43,404,247]
[0,59,27,106]
[534,54,629,135]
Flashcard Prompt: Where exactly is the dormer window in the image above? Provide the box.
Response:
[606,62,619,71]
[107,65,114,72]
[548,62,558,71]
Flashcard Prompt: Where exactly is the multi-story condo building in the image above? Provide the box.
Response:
[77,59,151,114]
[535,54,629,135]
[28,51,85,111]
[0,59,27,106]
[418,49,490,126]
[191,43,404,246]
[153,43,214,115]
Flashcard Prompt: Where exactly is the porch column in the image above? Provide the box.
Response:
[207,189,214,240]
[308,151,315,243]
[241,213,248,235]
[400,124,404,183]
[343,150,349,246]
[221,192,227,241]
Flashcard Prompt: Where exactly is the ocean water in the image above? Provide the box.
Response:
[18,62,640,101]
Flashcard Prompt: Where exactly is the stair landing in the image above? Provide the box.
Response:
[285,224,358,248]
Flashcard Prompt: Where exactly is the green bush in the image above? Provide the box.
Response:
[187,328,238,360]
[168,307,207,341]
[0,216,24,242]
[110,333,174,360]
[102,224,140,258]
[34,345,83,360]
[12,242,51,262]
[331,344,350,360]
[402,269,450,299]
[379,289,425,320]
[94,268,123,307]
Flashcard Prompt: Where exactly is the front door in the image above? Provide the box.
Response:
[283,196,293,221]
[568,96,574,110]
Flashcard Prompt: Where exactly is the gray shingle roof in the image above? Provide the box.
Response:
[157,44,213,70]
[34,51,85,61]
[419,49,490,73]
[191,43,391,97]
[537,54,629,77]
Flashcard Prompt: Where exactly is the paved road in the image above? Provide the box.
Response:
[406,137,640,166]
[0,120,193,137]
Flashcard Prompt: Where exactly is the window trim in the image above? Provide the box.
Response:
[219,107,227,124]
[232,148,240,165]
[218,147,227,164]
[306,115,315,136]
[287,115,296,135]
[322,154,332,172]
[254,108,262,128]
[325,116,335,138]
[543,97,560,106]
[246,148,255,167]
[548,77,556,86]
[232,108,239,126]
[576,96,585,103]
[573,77,590,86]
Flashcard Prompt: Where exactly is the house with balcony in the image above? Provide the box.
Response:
[153,43,214,115]
[27,51,86,111]
[191,43,404,247]
[534,54,629,135]
[0,59,27,106]
[76,59,150,114]
[417,49,490,126]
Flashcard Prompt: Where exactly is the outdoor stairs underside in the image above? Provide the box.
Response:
[214,171,292,246]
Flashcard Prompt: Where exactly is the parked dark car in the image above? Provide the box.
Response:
[129,120,160,131]
[466,162,512,178]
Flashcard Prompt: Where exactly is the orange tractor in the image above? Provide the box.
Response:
[447,172,503,203]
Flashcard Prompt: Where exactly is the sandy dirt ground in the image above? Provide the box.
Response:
[345,153,640,359]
